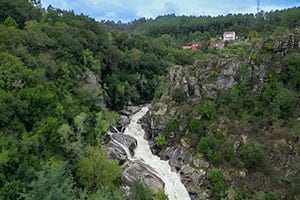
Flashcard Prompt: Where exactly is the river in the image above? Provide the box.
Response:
[122,105,190,200]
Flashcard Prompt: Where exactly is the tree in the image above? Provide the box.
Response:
[0,0,42,28]
[4,16,18,27]
[82,49,101,73]
[130,48,143,68]
[77,146,121,191]
[129,182,153,200]
[79,186,124,200]
[22,160,75,200]
[30,0,42,8]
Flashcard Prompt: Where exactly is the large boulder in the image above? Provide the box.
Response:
[122,161,165,192]
[111,133,137,153]
[117,115,130,131]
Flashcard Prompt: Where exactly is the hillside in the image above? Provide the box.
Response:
[142,34,300,199]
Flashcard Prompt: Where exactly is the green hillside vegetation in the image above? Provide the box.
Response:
[150,37,300,199]
[0,0,299,199]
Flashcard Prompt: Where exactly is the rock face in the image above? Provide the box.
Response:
[81,68,98,84]
[171,57,242,101]
[157,146,208,199]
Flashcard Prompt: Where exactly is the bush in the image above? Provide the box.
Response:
[199,100,217,121]
[153,190,168,200]
[208,169,227,200]
[166,118,178,133]
[129,182,153,200]
[197,136,213,155]
[172,88,185,103]
[240,141,266,170]
[215,129,224,140]
[211,151,223,166]
[155,134,166,148]
[188,118,205,136]
[253,191,278,200]
[223,142,236,163]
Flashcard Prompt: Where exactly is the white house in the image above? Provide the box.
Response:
[223,31,236,41]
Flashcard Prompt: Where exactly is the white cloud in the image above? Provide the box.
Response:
[41,0,300,22]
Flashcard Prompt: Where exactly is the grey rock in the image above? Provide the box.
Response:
[118,115,130,130]
[239,171,246,178]
[180,138,191,148]
[234,140,241,152]
[112,133,137,153]
[120,106,141,116]
[122,161,164,192]
[82,69,98,84]
[192,158,210,169]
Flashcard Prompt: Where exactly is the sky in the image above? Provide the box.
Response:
[41,0,300,22]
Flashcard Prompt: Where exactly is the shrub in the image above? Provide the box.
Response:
[197,136,213,155]
[129,182,153,200]
[208,169,227,199]
[223,142,236,163]
[211,151,223,166]
[188,118,205,136]
[215,129,224,140]
[172,88,185,103]
[155,134,166,148]
[153,190,168,200]
[240,141,266,170]
[166,118,178,133]
[253,191,278,200]
[199,100,217,121]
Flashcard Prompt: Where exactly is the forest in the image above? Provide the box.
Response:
[0,0,299,199]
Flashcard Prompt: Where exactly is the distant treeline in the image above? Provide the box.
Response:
[102,7,300,38]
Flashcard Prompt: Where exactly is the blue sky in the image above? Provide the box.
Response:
[42,0,300,22]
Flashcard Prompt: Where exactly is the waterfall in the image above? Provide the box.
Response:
[110,105,190,200]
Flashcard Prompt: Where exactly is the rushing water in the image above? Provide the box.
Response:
[121,105,191,200]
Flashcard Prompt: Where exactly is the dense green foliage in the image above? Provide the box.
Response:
[0,0,299,199]
[208,169,227,200]
[129,182,168,200]
[104,7,299,44]
[0,0,180,198]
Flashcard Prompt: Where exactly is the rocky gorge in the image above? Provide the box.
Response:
[105,33,300,200]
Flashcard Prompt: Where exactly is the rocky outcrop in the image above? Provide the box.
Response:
[166,57,242,102]
[117,115,130,131]
[81,68,99,84]
[122,161,165,191]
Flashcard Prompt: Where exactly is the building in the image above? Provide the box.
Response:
[210,41,225,49]
[182,43,199,51]
[223,31,236,41]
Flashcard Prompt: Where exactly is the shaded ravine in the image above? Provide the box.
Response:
[120,105,190,200]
